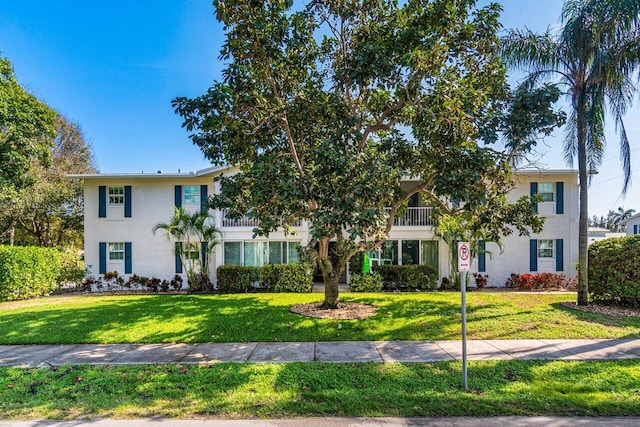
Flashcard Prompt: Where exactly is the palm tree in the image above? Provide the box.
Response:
[610,206,636,232]
[152,207,221,289]
[501,0,640,305]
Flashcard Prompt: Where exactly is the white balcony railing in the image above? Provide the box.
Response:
[385,207,434,227]
[221,210,302,228]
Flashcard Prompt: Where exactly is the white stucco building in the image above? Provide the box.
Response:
[621,213,640,236]
[70,167,579,288]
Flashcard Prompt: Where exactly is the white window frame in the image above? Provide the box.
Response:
[538,183,554,202]
[108,242,125,260]
[537,239,554,258]
[183,186,200,205]
[108,186,124,205]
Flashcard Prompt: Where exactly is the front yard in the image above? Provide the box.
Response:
[1,293,638,344]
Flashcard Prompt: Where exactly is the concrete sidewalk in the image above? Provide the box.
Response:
[1,339,639,367]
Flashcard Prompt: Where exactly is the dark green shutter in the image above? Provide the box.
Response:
[99,242,107,274]
[555,239,563,271]
[124,242,132,274]
[529,239,538,272]
[99,186,106,218]
[200,185,208,212]
[530,182,538,213]
[556,182,564,214]
[201,241,207,266]
[478,240,486,272]
[174,185,182,208]
[175,242,183,274]
[124,186,132,217]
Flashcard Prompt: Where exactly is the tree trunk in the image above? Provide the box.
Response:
[8,223,15,246]
[317,238,347,309]
[576,106,589,306]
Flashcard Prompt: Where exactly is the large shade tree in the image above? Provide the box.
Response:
[501,0,640,305]
[174,0,562,308]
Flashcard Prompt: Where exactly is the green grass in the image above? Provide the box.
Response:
[0,293,638,344]
[1,361,640,419]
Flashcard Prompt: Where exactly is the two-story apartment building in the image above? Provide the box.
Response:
[70,167,578,287]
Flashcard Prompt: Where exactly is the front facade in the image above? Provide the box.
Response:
[72,168,579,288]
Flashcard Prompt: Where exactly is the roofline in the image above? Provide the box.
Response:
[514,169,580,175]
[620,212,640,225]
[67,164,233,179]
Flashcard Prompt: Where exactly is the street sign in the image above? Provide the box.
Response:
[458,242,471,272]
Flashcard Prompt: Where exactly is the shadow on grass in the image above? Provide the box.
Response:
[551,302,640,333]
[2,360,640,418]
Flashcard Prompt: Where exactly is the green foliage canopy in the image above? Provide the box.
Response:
[174,0,562,306]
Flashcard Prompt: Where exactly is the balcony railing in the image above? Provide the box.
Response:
[385,207,434,227]
[221,210,302,228]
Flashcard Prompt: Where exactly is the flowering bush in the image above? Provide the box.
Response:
[505,273,574,291]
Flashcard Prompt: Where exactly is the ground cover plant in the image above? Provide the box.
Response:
[0,293,638,344]
[1,360,639,419]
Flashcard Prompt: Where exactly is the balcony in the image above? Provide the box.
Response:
[221,210,302,228]
[385,207,434,227]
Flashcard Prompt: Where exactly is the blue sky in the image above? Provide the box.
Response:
[1,0,637,217]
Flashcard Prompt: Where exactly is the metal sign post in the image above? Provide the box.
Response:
[457,242,471,391]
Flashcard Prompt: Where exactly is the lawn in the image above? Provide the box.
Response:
[1,360,640,419]
[1,293,639,344]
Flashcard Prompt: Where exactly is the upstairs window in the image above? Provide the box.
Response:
[183,186,200,205]
[538,183,554,202]
[108,187,124,205]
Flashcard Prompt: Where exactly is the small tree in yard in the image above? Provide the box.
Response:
[152,207,220,290]
[173,0,562,308]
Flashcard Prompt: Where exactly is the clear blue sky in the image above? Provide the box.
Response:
[1,0,637,217]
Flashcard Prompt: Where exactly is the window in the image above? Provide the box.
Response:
[538,183,554,202]
[268,241,285,264]
[381,240,398,265]
[224,242,242,265]
[183,242,200,261]
[421,240,439,270]
[537,239,554,258]
[183,186,200,205]
[108,242,124,260]
[288,242,301,264]
[243,241,260,266]
[108,187,124,205]
[401,240,420,265]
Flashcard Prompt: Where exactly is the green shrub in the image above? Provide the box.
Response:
[0,245,63,301]
[58,251,85,285]
[589,235,640,307]
[216,266,260,293]
[349,273,383,292]
[373,264,438,291]
[260,264,313,293]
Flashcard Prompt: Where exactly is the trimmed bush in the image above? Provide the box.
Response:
[0,245,63,301]
[589,235,640,307]
[349,273,383,292]
[260,264,313,292]
[373,264,438,291]
[504,273,576,291]
[216,266,260,293]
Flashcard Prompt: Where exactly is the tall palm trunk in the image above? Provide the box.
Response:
[577,105,589,306]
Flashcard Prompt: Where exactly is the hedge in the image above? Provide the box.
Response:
[260,264,314,292]
[349,273,383,292]
[216,266,260,293]
[217,264,313,293]
[589,235,640,307]
[0,245,63,301]
[373,264,438,291]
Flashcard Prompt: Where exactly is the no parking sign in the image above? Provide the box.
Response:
[458,242,471,271]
